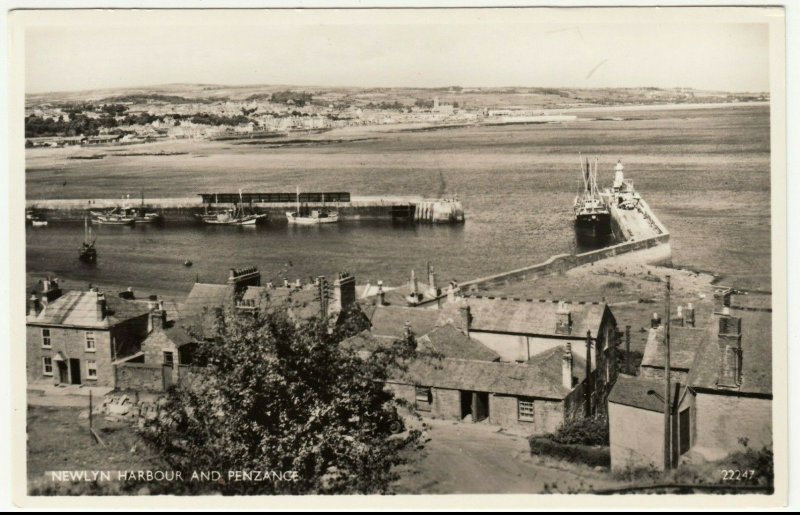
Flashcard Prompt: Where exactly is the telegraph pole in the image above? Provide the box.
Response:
[663,275,672,472]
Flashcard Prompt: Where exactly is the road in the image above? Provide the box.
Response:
[393,418,622,494]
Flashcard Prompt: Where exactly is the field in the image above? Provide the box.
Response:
[26,104,772,291]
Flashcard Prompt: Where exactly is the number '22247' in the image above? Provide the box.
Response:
[720,469,756,481]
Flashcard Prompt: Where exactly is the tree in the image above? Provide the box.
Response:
[140,302,423,494]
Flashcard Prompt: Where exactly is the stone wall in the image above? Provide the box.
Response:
[490,394,565,435]
[114,363,164,392]
[694,392,772,454]
[609,402,664,471]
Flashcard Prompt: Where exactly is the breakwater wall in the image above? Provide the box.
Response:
[462,194,671,292]
[26,196,466,224]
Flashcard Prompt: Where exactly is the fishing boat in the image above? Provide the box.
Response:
[574,156,611,237]
[79,216,97,263]
[286,187,339,225]
[26,209,48,227]
[131,191,164,224]
[90,207,136,225]
[198,190,267,226]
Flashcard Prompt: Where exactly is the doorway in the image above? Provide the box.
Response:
[69,358,81,385]
[57,361,68,384]
[679,408,691,455]
[460,391,490,423]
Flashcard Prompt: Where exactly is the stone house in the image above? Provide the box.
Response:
[609,299,772,471]
[386,342,590,435]
[118,268,361,392]
[26,279,151,388]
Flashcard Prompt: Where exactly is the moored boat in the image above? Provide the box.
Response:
[90,207,135,225]
[198,190,267,226]
[79,216,97,263]
[286,187,339,225]
[574,156,611,236]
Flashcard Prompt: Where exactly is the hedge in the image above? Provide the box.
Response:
[529,437,610,468]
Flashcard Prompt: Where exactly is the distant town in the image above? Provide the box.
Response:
[24,85,768,147]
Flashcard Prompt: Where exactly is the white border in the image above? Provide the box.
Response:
[2,1,796,510]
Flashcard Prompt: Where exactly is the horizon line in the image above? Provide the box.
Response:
[26,81,769,98]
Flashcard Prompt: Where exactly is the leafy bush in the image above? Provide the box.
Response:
[549,416,609,446]
[139,303,423,494]
[529,437,610,468]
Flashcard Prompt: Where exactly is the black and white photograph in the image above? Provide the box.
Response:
[4,3,793,509]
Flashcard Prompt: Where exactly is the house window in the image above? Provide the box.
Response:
[41,328,51,348]
[42,357,53,376]
[163,351,174,367]
[86,360,97,380]
[518,399,535,422]
[415,386,432,412]
[85,331,96,352]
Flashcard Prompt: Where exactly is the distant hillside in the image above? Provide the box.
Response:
[26,83,768,110]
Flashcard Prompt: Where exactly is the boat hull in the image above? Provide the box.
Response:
[286,212,339,225]
[201,214,266,226]
[574,212,612,236]
[92,217,135,226]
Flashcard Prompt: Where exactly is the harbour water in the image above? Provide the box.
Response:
[25,105,772,296]
[26,210,600,298]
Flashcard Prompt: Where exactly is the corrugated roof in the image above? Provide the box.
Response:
[641,326,709,371]
[27,290,149,328]
[688,309,772,396]
[465,297,607,337]
[608,375,669,413]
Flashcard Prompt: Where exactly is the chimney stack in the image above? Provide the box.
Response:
[562,343,574,390]
[377,280,386,306]
[685,302,696,327]
[714,288,733,313]
[148,298,168,332]
[673,305,685,327]
[96,292,107,321]
[459,304,471,337]
[555,301,572,335]
[651,312,662,328]
[717,311,743,388]
[40,276,63,304]
[333,272,356,313]
[28,293,42,317]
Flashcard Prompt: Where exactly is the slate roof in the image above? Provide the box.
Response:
[27,290,150,329]
[368,306,442,339]
[395,346,579,400]
[465,297,608,337]
[640,326,709,372]
[688,309,772,396]
[181,283,235,318]
[608,375,669,413]
[417,324,500,362]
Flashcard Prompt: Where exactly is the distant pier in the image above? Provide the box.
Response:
[462,188,671,292]
[25,195,466,224]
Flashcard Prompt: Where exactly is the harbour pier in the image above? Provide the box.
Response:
[461,188,671,292]
[25,195,466,224]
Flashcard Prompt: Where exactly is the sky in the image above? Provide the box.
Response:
[22,10,771,94]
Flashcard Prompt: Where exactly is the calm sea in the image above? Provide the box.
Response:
[25,105,771,297]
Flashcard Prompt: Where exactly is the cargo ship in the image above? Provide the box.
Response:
[574,156,611,237]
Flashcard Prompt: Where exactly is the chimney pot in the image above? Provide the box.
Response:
[651,312,661,328]
[96,292,107,321]
[562,343,574,390]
